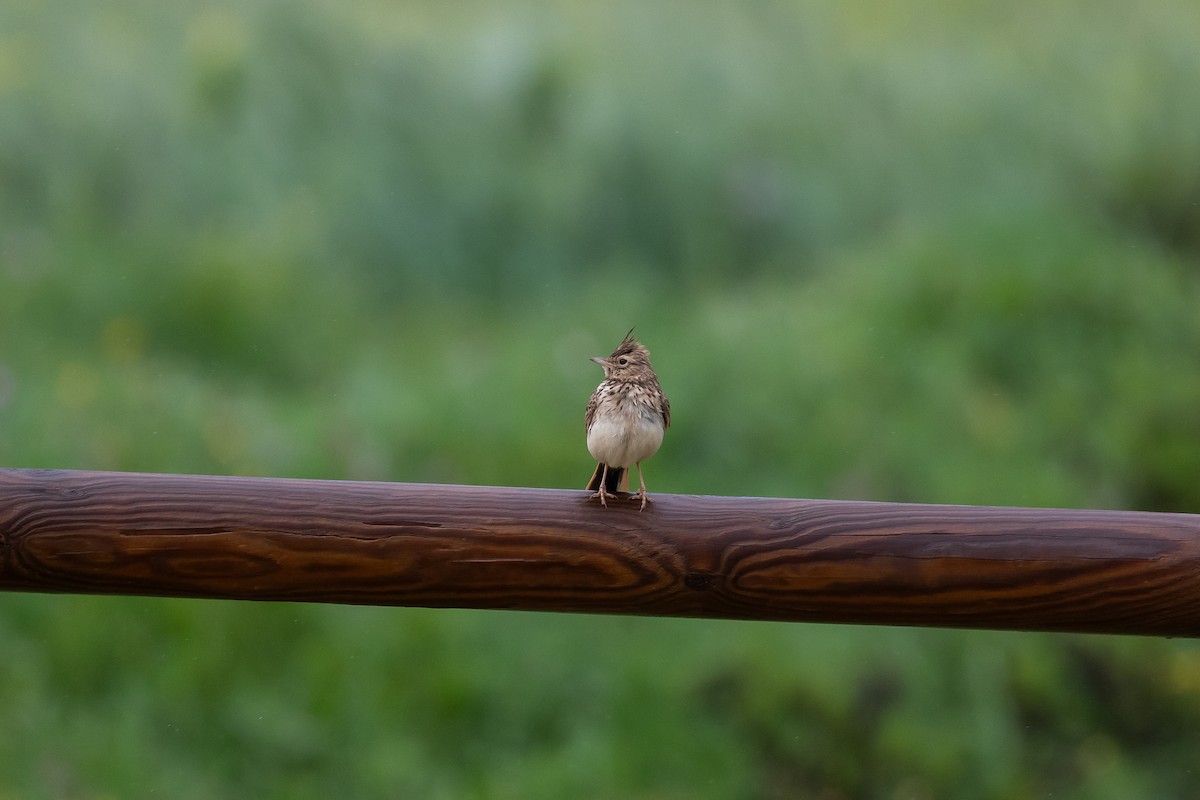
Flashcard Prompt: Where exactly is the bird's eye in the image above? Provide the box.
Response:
[617,357,629,366]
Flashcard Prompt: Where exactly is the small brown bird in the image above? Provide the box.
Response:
[585,329,671,510]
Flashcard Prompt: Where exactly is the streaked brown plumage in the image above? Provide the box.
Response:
[585,329,670,510]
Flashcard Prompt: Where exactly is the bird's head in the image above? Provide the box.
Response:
[590,328,653,380]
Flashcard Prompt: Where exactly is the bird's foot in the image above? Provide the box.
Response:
[590,489,619,508]
[633,489,652,511]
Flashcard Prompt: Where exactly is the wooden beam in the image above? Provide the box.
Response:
[2,468,1198,636]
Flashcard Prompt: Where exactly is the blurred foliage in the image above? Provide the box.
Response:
[2,0,1200,798]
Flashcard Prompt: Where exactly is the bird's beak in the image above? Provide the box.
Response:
[589,356,605,365]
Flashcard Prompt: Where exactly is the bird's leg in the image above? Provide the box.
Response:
[591,463,615,507]
[633,462,651,510]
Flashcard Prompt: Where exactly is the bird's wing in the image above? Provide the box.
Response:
[585,386,601,431]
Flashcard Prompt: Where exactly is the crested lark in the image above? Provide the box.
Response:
[585,329,671,510]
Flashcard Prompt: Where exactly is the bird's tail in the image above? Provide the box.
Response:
[586,463,628,494]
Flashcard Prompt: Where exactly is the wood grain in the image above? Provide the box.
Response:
[2,468,1199,636]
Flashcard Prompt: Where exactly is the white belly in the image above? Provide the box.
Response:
[587,411,664,468]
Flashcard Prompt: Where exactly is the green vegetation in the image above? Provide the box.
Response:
[2,0,1199,797]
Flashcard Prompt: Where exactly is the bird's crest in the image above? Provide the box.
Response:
[610,327,644,358]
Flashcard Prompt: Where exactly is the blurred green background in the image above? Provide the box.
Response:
[2,0,1200,797]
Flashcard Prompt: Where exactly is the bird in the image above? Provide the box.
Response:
[584,329,671,510]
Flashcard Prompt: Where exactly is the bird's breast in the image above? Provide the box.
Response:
[586,401,665,467]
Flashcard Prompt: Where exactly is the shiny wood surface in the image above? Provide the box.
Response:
[2,468,1198,636]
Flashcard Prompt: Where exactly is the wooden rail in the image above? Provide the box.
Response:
[2,468,1199,636]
